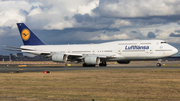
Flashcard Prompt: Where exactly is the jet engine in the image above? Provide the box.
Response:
[52,53,68,62]
[117,60,130,64]
[84,56,100,65]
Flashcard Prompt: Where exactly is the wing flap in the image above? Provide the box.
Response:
[22,50,51,55]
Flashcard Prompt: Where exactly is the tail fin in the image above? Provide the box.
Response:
[17,23,45,45]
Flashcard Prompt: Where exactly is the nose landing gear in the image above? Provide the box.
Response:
[156,63,161,67]
[156,59,162,67]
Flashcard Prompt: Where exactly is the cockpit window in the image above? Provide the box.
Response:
[161,42,167,44]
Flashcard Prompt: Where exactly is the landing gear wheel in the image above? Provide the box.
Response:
[83,63,87,67]
[156,63,161,67]
[157,59,162,67]
[99,61,107,67]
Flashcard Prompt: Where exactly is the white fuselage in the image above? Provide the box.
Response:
[21,40,178,61]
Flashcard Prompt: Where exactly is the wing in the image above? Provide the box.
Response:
[4,45,118,62]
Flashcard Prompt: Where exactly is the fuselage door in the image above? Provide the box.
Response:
[118,49,121,55]
[149,47,153,54]
[92,49,95,54]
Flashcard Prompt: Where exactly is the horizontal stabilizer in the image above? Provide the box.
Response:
[3,45,21,49]
[3,48,21,51]
[3,45,35,51]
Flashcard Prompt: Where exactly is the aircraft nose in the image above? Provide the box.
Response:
[172,47,178,55]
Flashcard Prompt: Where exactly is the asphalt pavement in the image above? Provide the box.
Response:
[0,65,180,73]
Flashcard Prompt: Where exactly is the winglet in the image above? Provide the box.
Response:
[17,23,45,45]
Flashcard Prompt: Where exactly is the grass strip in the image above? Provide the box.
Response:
[0,69,180,101]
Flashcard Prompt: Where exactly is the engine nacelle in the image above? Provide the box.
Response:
[52,53,67,62]
[84,56,100,65]
[117,60,130,64]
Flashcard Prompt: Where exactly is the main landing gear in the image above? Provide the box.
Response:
[99,61,107,67]
[83,63,95,67]
[156,59,162,67]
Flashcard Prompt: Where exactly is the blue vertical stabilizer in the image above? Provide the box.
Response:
[17,23,45,45]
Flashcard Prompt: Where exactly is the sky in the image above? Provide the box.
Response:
[0,0,180,56]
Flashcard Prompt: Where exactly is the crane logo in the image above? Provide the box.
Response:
[21,29,30,41]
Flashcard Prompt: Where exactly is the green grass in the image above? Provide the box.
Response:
[0,69,180,101]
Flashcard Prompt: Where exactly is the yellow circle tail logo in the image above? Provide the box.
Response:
[21,29,30,41]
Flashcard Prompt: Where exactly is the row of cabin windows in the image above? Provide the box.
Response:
[71,50,113,53]
[118,42,167,45]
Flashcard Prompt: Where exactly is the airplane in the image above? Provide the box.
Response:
[4,23,178,67]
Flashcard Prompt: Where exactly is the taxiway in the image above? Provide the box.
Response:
[0,65,180,73]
